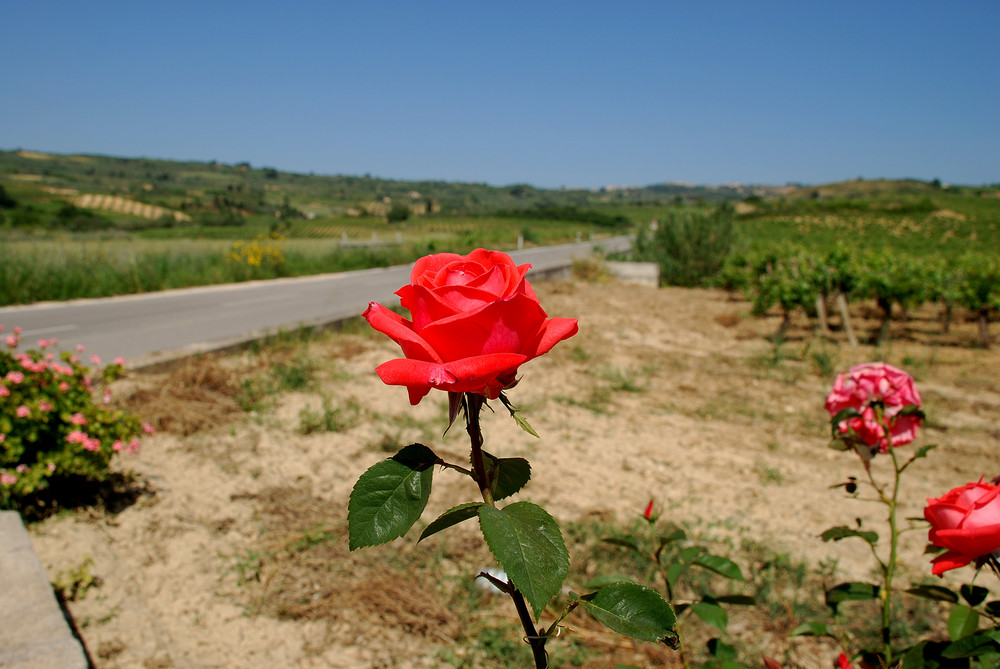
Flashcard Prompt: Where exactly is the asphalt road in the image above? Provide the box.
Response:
[0,237,631,369]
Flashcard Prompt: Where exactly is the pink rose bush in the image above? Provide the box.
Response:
[1,325,150,518]
[924,479,1000,576]
[364,249,578,404]
[824,362,923,453]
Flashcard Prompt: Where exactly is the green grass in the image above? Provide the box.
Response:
[0,216,623,305]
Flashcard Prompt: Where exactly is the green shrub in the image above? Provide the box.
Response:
[0,327,150,519]
[386,203,411,223]
[635,204,736,287]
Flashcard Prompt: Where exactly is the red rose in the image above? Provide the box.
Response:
[824,362,922,452]
[364,249,578,404]
[924,479,1000,576]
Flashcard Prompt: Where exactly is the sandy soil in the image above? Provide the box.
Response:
[28,278,1000,668]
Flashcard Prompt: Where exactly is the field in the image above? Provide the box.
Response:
[5,152,1000,665]
[26,276,1000,668]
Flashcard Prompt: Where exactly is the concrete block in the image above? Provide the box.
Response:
[0,511,89,669]
[607,261,660,286]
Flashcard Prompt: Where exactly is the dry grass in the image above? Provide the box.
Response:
[120,356,243,436]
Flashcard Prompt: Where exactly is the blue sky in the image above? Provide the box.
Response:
[2,1,997,188]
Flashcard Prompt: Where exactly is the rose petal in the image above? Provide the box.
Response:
[931,550,974,576]
[532,316,579,357]
[924,501,971,530]
[396,284,461,331]
[420,293,547,361]
[929,525,1000,561]
[375,353,528,404]
[363,302,442,364]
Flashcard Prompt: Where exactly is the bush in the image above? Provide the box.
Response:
[635,204,736,287]
[387,203,411,223]
[56,203,113,232]
[0,328,151,519]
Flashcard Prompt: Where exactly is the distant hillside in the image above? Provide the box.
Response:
[0,149,761,223]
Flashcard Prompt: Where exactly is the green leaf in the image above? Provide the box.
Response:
[985,600,1000,617]
[478,502,569,620]
[692,554,745,581]
[960,584,990,607]
[585,574,632,589]
[666,562,690,590]
[582,580,677,645]
[942,628,1000,658]
[706,637,738,660]
[897,404,925,419]
[820,525,878,545]
[789,621,836,638]
[830,407,861,425]
[511,412,539,438]
[948,604,980,641]
[348,444,437,550]
[603,536,648,558]
[825,582,879,613]
[418,502,483,542]
[492,457,531,500]
[498,391,539,438]
[912,444,936,460]
[658,527,687,545]
[679,546,703,563]
[691,601,728,632]
[905,584,959,603]
[899,642,930,668]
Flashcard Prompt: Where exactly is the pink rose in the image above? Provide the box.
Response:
[66,430,88,444]
[16,405,30,418]
[924,479,1000,576]
[824,362,922,452]
[364,249,578,404]
[5,371,24,384]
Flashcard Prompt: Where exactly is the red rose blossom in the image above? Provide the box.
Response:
[824,362,922,453]
[924,479,1000,576]
[364,249,578,404]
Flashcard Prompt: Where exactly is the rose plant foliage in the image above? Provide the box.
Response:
[351,249,676,667]
[1,326,150,518]
[790,361,1000,667]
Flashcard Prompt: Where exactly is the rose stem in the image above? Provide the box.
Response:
[882,445,903,665]
[464,392,548,669]
[870,406,901,665]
